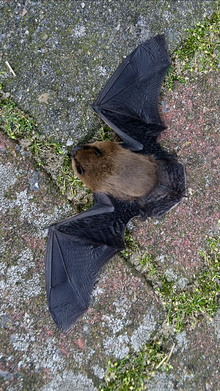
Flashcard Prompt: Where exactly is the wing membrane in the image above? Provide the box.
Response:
[93,34,171,151]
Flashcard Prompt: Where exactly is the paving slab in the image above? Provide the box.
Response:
[133,72,220,279]
[0,0,217,143]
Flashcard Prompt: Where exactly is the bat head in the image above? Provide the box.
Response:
[72,141,118,191]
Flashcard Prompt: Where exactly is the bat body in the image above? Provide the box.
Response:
[72,141,158,201]
[45,35,186,332]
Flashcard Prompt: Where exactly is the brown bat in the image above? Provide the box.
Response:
[45,34,186,333]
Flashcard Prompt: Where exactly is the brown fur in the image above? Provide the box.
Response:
[72,141,158,201]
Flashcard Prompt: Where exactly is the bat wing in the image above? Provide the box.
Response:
[45,193,139,332]
[92,34,171,155]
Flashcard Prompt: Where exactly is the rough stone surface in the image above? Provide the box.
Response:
[0,0,217,144]
[40,372,98,391]
[0,1,220,391]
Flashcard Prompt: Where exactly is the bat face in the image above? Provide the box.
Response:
[72,141,119,191]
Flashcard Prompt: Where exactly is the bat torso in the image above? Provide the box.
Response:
[72,141,158,201]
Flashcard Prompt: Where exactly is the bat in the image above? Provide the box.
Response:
[45,34,186,332]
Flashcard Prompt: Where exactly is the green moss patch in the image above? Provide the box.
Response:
[165,1,220,89]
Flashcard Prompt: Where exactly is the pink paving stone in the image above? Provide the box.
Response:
[133,73,220,278]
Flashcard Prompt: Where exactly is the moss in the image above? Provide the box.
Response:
[165,1,220,89]
[0,98,87,204]
[120,230,140,261]
[100,338,172,391]
[0,100,36,139]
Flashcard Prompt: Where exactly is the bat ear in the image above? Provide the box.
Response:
[72,146,83,157]
[93,147,102,156]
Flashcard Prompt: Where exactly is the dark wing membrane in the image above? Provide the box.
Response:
[93,34,171,151]
[140,160,186,219]
[45,228,118,333]
[45,194,140,332]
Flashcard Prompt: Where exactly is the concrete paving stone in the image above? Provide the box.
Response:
[0,0,217,143]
